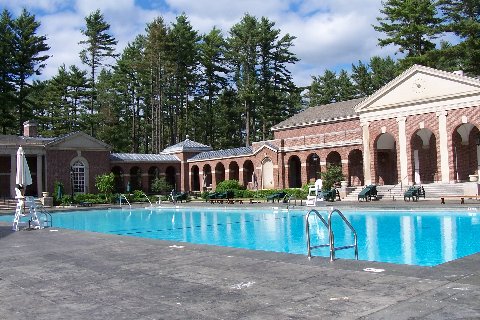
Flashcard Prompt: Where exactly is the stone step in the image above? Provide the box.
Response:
[343,183,472,201]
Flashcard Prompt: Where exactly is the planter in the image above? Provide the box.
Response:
[42,191,49,198]
[469,174,478,182]
[340,181,348,188]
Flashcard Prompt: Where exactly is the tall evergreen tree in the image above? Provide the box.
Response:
[168,14,200,144]
[0,9,15,134]
[144,17,171,152]
[228,14,259,146]
[439,0,480,75]
[374,0,441,58]
[351,61,374,97]
[308,70,337,106]
[369,56,398,90]
[79,9,117,136]
[336,69,356,102]
[12,8,50,135]
[198,27,228,147]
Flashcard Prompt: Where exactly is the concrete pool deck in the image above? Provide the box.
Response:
[0,201,479,319]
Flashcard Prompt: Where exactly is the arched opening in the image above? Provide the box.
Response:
[410,128,437,184]
[215,163,225,186]
[129,166,142,191]
[148,166,160,193]
[374,133,398,185]
[348,149,363,186]
[306,153,320,183]
[228,161,239,181]
[261,157,274,189]
[165,166,176,190]
[452,124,480,181]
[111,166,124,193]
[326,151,341,168]
[288,155,302,188]
[203,164,212,190]
[242,160,254,189]
[191,165,200,191]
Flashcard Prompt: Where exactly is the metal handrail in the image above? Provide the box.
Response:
[37,206,53,228]
[328,209,358,261]
[140,191,153,207]
[305,209,329,259]
[119,194,132,209]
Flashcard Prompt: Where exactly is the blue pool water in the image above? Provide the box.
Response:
[3,207,480,266]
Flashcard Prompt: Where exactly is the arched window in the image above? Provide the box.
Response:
[71,160,86,193]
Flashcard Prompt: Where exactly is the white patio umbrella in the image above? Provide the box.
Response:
[15,146,32,191]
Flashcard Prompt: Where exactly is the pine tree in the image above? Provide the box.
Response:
[198,27,228,147]
[169,14,200,144]
[351,61,374,97]
[308,70,338,106]
[79,9,117,136]
[336,69,356,102]
[144,17,171,152]
[0,9,15,134]
[369,56,398,90]
[227,14,259,146]
[439,0,480,75]
[374,0,441,57]
[12,8,50,135]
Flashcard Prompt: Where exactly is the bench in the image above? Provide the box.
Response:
[440,195,479,204]
[78,201,93,207]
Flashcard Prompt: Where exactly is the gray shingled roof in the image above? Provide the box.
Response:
[162,138,212,154]
[110,153,179,162]
[0,135,56,146]
[188,146,253,161]
[271,98,364,131]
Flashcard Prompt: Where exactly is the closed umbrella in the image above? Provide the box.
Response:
[16,146,32,193]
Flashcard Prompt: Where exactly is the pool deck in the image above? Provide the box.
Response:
[1,200,479,319]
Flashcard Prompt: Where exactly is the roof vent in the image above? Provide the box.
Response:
[453,70,464,76]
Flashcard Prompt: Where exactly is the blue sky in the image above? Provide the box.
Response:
[1,0,395,86]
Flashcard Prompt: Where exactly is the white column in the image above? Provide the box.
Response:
[36,155,43,195]
[10,153,16,198]
[362,122,372,185]
[397,116,408,186]
[437,111,450,183]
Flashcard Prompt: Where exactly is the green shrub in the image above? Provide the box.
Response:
[151,177,172,194]
[215,180,245,192]
[95,173,115,201]
[321,165,344,191]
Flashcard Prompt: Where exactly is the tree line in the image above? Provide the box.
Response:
[6,10,301,153]
[1,1,478,152]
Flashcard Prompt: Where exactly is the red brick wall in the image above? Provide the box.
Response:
[47,150,110,194]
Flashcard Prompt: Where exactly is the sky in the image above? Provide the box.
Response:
[0,0,397,87]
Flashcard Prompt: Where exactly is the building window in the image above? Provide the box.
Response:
[72,160,86,193]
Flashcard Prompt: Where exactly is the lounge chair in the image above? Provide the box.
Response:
[323,189,340,202]
[404,186,424,201]
[172,192,189,203]
[358,185,377,201]
[266,191,287,203]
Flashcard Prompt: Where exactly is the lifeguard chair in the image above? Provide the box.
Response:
[306,179,324,207]
[12,187,42,231]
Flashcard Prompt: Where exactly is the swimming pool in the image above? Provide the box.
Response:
[3,207,480,266]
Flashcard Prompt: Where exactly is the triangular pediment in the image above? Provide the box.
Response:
[46,132,111,151]
[355,65,480,113]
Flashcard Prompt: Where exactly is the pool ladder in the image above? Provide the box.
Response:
[305,208,358,261]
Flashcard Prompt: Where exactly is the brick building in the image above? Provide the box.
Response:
[1,65,479,197]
